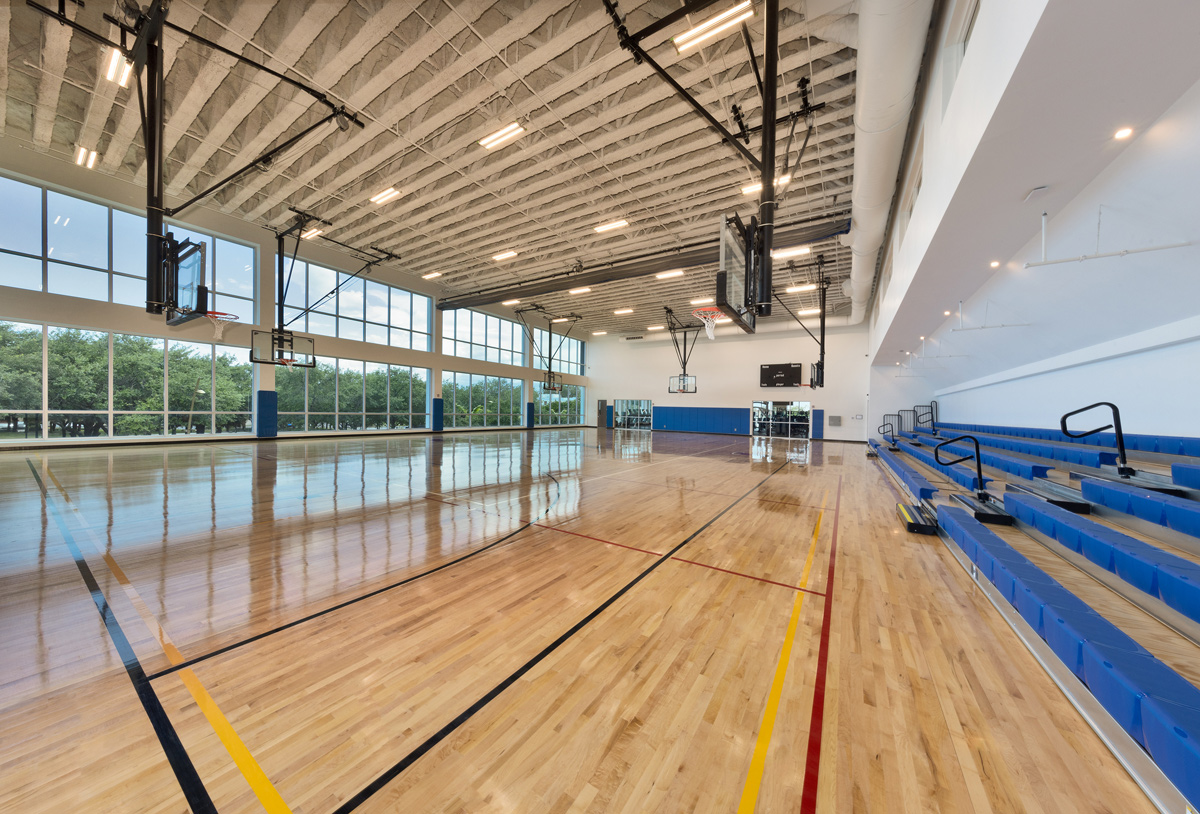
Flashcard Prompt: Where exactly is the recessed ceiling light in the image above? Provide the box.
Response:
[479,122,525,150]
[421,272,442,280]
[691,297,714,305]
[785,284,817,293]
[944,310,951,316]
[797,308,821,316]
[741,175,792,195]
[647,325,665,331]
[673,0,754,53]
[76,147,98,169]
[492,250,518,261]
[594,219,628,233]
[502,299,520,305]
[300,227,322,240]
[370,187,400,204]
[1114,127,1133,140]
[569,287,591,294]
[592,331,607,336]
[552,317,569,323]
[990,260,1000,268]
[772,245,811,259]
[655,270,684,279]
[614,308,633,314]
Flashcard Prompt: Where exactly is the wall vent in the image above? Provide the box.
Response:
[829,415,843,427]
[624,335,644,341]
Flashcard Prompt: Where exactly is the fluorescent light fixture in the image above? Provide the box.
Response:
[502,299,520,305]
[300,228,323,240]
[118,61,132,88]
[797,308,822,316]
[919,336,925,341]
[674,1,754,53]
[741,175,792,195]
[75,147,97,168]
[771,245,811,259]
[613,308,633,315]
[492,250,518,261]
[647,325,665,331]
[370,187,401,204]
[592,331,607,336]
[552,317,569,323]
[944,310,952,316]
[655,270,684,279]
[1114,127,1133,140]
[106,48,132,87]
[690,297,714,305]
[421,272,442,280]
[785,284,817,293]
[990,260,1000,268]
[715,317,732,324]
[594,219,628,233]
[569,287,592,294]
[479,122,525,149]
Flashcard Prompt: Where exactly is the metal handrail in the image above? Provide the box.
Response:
[878,421,897,446]
[1061,402,1134,477]
[934,434,988,500]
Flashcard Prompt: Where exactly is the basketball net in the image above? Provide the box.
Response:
[692,307,723,340]
[204,312,238,342]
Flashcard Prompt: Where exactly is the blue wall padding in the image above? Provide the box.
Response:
[811,409,824,439]
[255,390,277,438]
[937,503,1200,808]
[526,402,534,428]
[606,405,614,428]
[651,406,751,435]
[935,421,1200,457]
[432,398,444,432]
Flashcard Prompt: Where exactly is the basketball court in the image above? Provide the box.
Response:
[1,431,1160,813]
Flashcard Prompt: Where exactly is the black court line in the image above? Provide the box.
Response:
[148,471,561,681]
[331,459,792,814]
[25,460,218,814]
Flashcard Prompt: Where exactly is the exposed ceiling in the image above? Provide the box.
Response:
[3,0,859,337]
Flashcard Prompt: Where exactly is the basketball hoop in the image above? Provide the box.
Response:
[202,311,238,342]
[692,306,724,340]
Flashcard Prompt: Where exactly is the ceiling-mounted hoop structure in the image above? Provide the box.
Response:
[692,306,725,340]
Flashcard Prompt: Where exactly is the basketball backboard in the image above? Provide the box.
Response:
[164,235,209,325]
[668,374,697,393]
[543,370,563,393]
[251,329,316,367]
[716,214,756,333]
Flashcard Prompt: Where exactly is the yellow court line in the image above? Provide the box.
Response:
[737,489,828,814]
[43,460,293,814]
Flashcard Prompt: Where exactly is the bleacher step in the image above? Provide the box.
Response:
[897,502,938,535]
[1089,467,1192,498]
[1005,481,1091,514]
[952,493,1014,525]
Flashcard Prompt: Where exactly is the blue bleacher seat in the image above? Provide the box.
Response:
[1081,478,1200,539]
[1141,697,1200,807]
[1174,464,1200,490]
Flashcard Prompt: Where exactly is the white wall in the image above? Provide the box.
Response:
[586,323,871,441]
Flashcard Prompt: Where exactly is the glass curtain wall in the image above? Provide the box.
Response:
[0,319,251,440]
[0,175,254,314]
[533,382,585,426]
[531,328,584,374]
[280,259,432,351]
[276,357,429,433]
[441,372,523,428]
[442,309,524,365]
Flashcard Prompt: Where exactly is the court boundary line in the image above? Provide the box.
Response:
[147,472,561,681]
[330,460,793,814]
[800,474,844,812]
[25,459,218,814]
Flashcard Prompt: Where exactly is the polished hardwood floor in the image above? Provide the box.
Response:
[0,430,1162,813]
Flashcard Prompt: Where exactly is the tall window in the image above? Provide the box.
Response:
[0,175,255,314]
[534,382,584,426]
[0,319,251,440]
[531,328,584,374]
[276,357,429,433]
[442,309,524,365]
[280,259,431,351]
[442,372,523,428]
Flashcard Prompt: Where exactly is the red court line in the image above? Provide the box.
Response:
[673,558,825,595]
[800,473,843,813]
[534,523,822,594]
